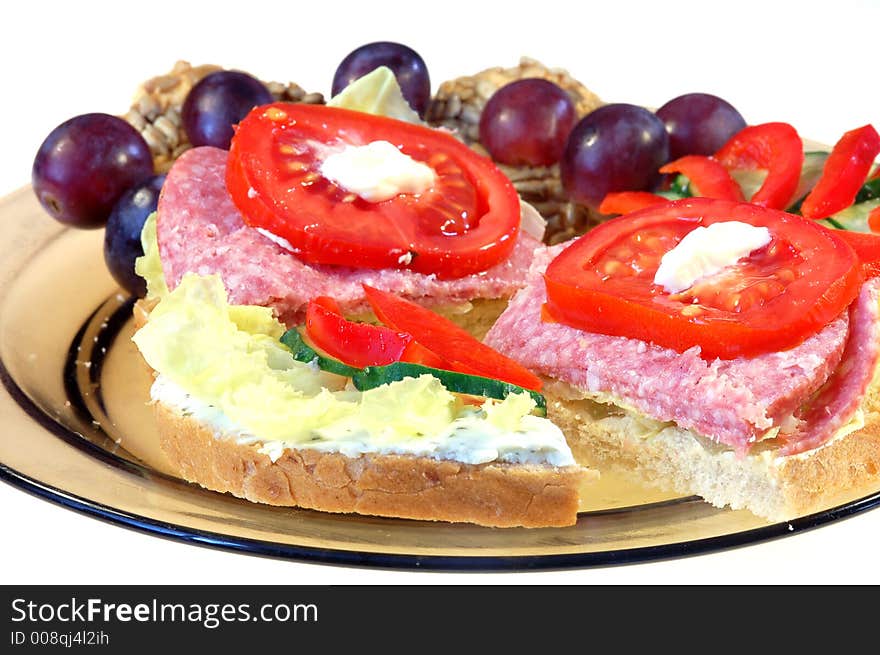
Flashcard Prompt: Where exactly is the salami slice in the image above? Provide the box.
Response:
[485,244,853,451]
[157,147,540,325]
[780,278,880,455]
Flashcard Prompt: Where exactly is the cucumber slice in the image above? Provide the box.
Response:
[281,329,547,415]
[818,198,880,232]
[729,168,766,201]
[787,151,830,213]
[668,174,692,198]
[353,362,547,416]
[280,329,361,377]
[656,188,688,201]
[854,177,880,205]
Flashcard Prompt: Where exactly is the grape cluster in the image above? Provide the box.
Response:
[560,93,746,211]
[472,75,746,213]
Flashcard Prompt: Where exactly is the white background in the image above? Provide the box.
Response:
[2,0,879,584]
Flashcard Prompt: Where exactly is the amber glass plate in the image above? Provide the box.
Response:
[2,186,880,570]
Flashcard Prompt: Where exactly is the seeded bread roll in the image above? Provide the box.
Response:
[153,401,594,528]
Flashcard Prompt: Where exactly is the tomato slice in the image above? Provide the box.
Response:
[837,228,880,279]
[543,198,862,360]
[599,191,670,215]
[362,285,543,390]
[800,125,880,219]
[305,296,412,368]
[715,122,804,210]
[659,155,744,201]
[227,103,521,279]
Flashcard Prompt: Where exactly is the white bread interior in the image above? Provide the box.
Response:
[544,370,880,522]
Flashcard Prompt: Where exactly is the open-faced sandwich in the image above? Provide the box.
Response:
[155,69,549,338]
[486,120,880,521]
[124,63,597,529]
[132,218,593,526]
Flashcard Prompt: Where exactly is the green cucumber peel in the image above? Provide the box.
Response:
[280,329,361,377]
[353,361,547,416]
[656,189,688,201]
[821,198,880,232]
[855,177,880,205]
[668,174,693,198]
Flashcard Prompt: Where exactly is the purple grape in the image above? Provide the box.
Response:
[656,93,746,160]
[561,104,669,210]
[332,42,431,117]
[182,71,273,149]
[479,79,576,167]
[32,113,153,229]
[103,174,165,296]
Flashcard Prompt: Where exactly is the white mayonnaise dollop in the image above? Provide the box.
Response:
[319,140,435,202]
[653,221,772,294]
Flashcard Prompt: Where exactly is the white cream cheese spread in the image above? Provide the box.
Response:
[653,221,772,294]
[151,374,575,467]
[319,140,435,203]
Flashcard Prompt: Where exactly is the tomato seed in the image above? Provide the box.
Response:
[263,107,288,121]
[603,260,624,276]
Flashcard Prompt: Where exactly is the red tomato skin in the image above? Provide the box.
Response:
[715,122,804,210]
[362,284,543,391]
[598,191,669,215]
[226,103,522,280]
[543,198,862,360]
[659,155,745,201]
[801,125,880,219]
[833,228,880,279]
[305,297,412,369]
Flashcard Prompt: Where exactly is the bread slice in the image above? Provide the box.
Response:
[545,372,880,522]
[436,298,510,342]
[135,293,596,529]
[153,401,594,528]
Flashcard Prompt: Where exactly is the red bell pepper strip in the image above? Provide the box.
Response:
[834,228,880,279]
[400,339,450,369]
[869,206,880,234]
[659,155,745,201]
[362,285,543,391]
[715,122,804,210]
[598,191,669,215]
[800,125,880,219]
[305,296,413,369]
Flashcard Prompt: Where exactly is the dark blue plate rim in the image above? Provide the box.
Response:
[4,297,880,571]
[4,458,880,571]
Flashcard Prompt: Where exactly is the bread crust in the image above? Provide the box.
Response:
[154,402,593,528]
[546,374,880,522]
